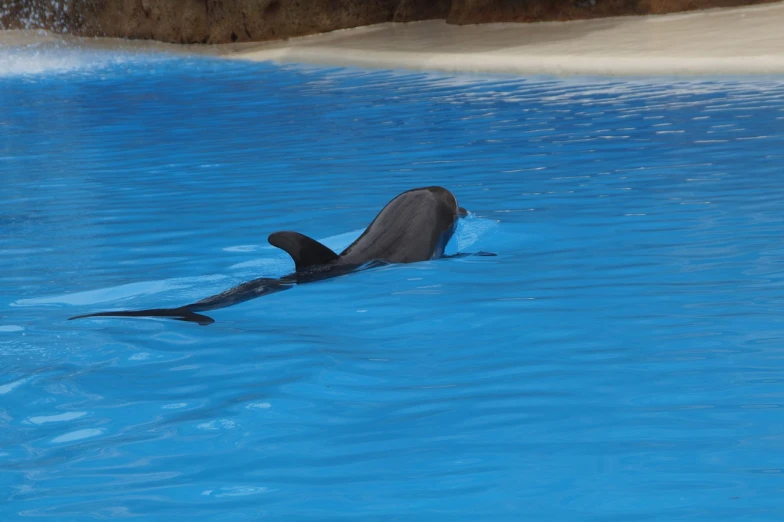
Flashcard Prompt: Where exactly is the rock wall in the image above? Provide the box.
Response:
[0,0,778,44]
[447,0,779,24]
[0,0,451,43]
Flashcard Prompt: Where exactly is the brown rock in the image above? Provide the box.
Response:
[204,0,401,44]
[1,0,780,44]
[393,0,452,22]
[446,0,779,24]
[78,0,210,43]
[1,0,84,32]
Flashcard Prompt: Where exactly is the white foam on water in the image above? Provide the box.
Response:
[0,32,176,78]
[1,47,86,76]
[0,44,130,77]
[452,215,500,253]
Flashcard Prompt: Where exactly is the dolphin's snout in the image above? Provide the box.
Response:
[458,206,468,218]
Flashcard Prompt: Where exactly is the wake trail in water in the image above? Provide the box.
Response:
[18,218,500,314]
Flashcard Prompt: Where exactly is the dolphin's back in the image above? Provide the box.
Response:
[339,187,458,264]
[69,186,464,326]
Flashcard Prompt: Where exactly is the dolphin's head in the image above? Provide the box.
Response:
[425,186,463,259]
[339,186,466,264]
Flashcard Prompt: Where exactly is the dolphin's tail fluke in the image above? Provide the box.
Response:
[69,307,215,326]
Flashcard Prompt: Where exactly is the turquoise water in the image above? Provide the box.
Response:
[3,44,784,520]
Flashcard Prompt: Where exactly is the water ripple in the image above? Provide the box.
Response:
[2,48,784,520]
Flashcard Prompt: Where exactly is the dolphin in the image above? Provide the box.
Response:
[69,186,494,326]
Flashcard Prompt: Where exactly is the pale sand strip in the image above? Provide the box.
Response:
[2,2,783,76]
[223,2,784,76]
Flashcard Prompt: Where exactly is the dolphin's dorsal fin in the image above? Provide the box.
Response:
[268,231,339,272]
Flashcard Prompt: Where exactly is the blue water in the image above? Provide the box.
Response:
[3,43,784,520]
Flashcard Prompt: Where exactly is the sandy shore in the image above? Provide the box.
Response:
[223,2,784,76]
[2,2,783,76]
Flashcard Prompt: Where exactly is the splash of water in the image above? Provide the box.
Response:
[0,31,175,77]
[0,39,110,76]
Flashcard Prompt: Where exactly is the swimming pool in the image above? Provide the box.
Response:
[2,42,784,520]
